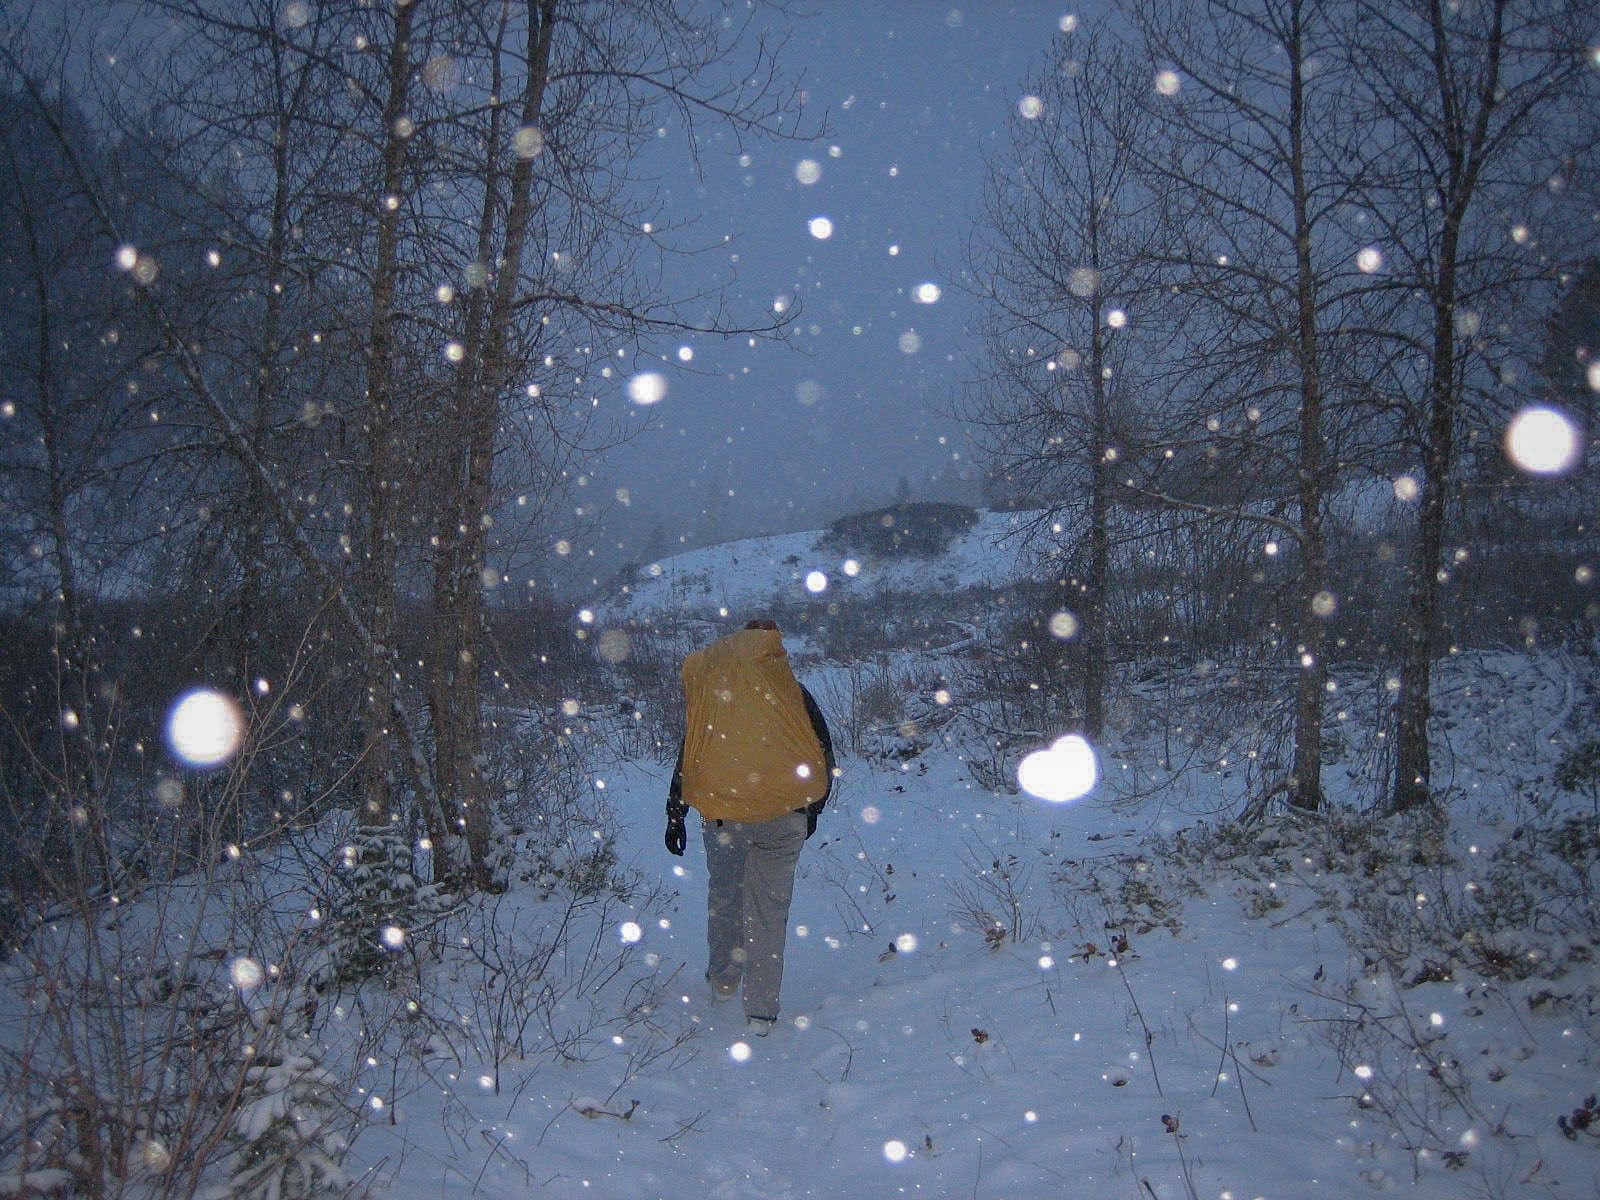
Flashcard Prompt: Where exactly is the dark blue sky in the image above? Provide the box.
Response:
[594,3,1082,550]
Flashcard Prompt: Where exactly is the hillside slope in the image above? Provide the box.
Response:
[593,508,1044,623]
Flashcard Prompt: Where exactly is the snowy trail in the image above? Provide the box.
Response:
[439,752,1419,1200]
[514,752,1117,1199]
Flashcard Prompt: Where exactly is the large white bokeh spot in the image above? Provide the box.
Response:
[1017,734,1099,804]
[166,688,244,768]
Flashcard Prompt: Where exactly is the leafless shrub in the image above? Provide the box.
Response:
[1302,970,1500,1177]
[0,804,360,1200]
[0,632,378,1199]
[810,661,902,759]
[948,836,1039,948]
[1155,805,1600,1191]
[428,867,685,1112]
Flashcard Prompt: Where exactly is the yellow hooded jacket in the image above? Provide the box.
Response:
[678,626,829,823]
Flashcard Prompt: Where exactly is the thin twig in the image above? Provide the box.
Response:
[1210,996,1230,1098]
[1226,1031,1259,1132]
[1168,1119,1200,1200]
[658,1110,709,1144]
[1115,959,1164,1097]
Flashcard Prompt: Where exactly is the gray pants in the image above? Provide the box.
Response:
[702,809,808,1021]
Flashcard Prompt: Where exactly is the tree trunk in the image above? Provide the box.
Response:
[1389,0,1506,814]
[359,0,418,838]
[427,0,558,892]
[1084,452,1111,743]
[1083,321,1111,744]
[1286,0,1326,813]
[1391,276,1460,813]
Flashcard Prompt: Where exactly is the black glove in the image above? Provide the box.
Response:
[665,810,687,856]
[804,799,824,839]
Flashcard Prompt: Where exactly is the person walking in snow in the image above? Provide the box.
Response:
[664,619,835,1034]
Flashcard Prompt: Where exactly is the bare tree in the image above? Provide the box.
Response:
[0,85,148,899]
[1340,0,1599,812]
[7,0,814,894]
[965,25,1163,742]
[387,1,813,888]
[1126,0,1389,813]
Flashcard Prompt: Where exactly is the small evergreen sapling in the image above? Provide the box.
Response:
[213,996,346,1200]
[320,818,446,986]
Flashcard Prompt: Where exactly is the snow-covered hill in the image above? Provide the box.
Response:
[592,508,1044,623]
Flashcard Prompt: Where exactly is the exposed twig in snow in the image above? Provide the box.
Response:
[473,1130,531,1194]
[1162,1113,1201,1200]
[658,1110,709,1144]
[814,1023,856,1083]
[1111,955,1164,1097]
[1200,994,1259,1132]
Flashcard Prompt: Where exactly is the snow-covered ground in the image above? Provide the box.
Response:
[330,648,1592,1200]
[398,751,1370,1200]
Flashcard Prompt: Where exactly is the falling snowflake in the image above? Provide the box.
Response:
[166,689,244,768]
[1505,406,1580,475]
[1049,611,1080,639]
[627,372,667,406]
[512,126,546,159]
[1017,735,1098,804]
